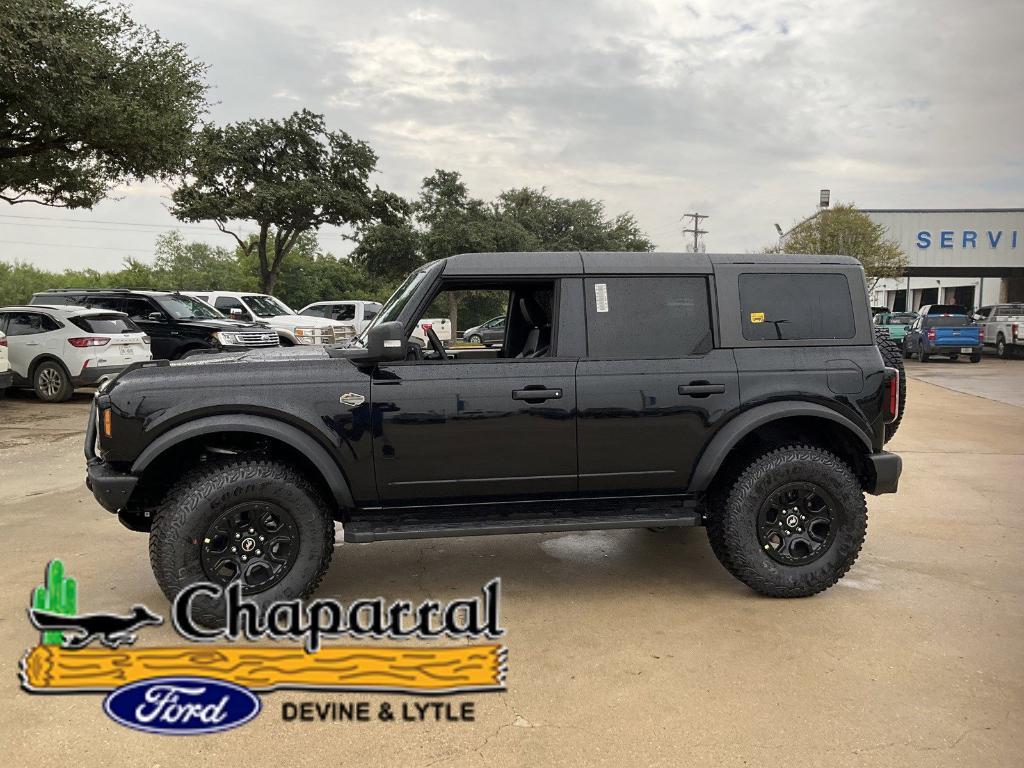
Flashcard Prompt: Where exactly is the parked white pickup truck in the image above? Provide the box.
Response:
[411,318,452,348]
[186,292,354,346]
[974,303,1024,358]
[298,300,382,338]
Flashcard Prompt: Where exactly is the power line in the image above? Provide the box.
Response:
[0,238,150,253]
[681,212,709,253]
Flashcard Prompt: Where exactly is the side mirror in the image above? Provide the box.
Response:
[363,321,407,363]
[229,308,244,318]
[147,312,164,322]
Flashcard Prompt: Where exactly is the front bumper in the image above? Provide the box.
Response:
[86,458,139,513]
[866,451,902,495]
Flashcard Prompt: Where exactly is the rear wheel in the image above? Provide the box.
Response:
[874,328,906,443]
[33,360,73,402]
[149,458,334,627]
[970,351,982,363]
[706,446,867,598]
[996,335,1008,358]
[916,347,930,363]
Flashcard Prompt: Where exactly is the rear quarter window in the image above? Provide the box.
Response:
[739,273,855,341]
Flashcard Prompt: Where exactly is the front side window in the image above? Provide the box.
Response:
[739,273,855,341]
[331,304,356,321]
[300,305,328,318]
[157,294,220,320]
[359,269,430,341]
[585,276,711,359]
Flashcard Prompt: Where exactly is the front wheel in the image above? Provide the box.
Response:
[706,445,867,598]
[149,459,334,627]
[468,334,482,345]
[33,360,73,402]
[916,348,930,363]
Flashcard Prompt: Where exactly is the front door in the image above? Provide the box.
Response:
[371,358,578,505]
[576,275,739,493]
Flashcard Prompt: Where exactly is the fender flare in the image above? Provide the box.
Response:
[688,402,873,492]
[131,414,355,508]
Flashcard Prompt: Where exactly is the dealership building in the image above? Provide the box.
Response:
[861,208,1024,311]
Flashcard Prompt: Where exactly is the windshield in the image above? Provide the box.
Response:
[244,295,294,317]
[357,269,429,343]
[156,293,222,320]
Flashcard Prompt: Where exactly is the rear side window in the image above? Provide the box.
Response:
[585,276,712,359]
[739,273,855,341]
[70,314,140,334]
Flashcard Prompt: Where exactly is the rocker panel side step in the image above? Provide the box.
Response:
[344,499,700,543]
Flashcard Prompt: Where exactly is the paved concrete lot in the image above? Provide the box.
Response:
[904,355,1024,408]
[1,375,1022,767]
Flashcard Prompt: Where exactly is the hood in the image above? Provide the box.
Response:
[263,314,346,329]
[177,318,269,332]
[168,346,331,367]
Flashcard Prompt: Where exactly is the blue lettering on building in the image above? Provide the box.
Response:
[915,229,1020,249]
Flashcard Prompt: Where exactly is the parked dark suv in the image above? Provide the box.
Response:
[84,252,902,623]
[30,289,280,360]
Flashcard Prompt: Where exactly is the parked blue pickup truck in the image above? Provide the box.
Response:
[902,305,983,363]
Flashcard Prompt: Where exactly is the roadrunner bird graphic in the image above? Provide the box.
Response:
[29,605,163,649]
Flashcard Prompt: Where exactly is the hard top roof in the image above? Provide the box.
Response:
[1,304,127,316]
[440,251,861,276]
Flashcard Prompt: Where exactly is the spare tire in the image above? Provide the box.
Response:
[874,327,906,443]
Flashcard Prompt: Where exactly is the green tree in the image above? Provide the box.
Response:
[171,109,405,295]
[773,203,908,289]
[0,0,208,208]
[153,231,254,291]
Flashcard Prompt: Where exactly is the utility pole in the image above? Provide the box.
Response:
[681,213,708,253]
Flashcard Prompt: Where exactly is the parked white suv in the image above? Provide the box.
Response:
[0,305,152,402]
[186,292,353,346]
[298,300,382,338]
[0,330,11,398]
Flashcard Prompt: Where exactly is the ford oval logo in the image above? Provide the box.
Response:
[103,676,260,735]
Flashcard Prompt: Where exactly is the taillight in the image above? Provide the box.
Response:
[886,371,900,423]
[1013,323,1019,341]
[68,337,110,348]
[926,328,936,342]
[0,336,6,347]
[978,327,985,343]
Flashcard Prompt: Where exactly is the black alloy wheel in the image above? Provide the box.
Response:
[199,501,300,593]
[756,482,837,565]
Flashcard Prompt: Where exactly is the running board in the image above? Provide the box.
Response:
[343,499,701,543]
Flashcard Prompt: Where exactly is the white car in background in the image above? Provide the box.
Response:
[298,300,382,338]
[0,330,11,398]
[186,291,353,346]
[0,305,151,402]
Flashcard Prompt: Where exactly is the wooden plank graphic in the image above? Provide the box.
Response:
[21,644,506,693]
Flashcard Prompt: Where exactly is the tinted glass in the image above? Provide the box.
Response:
[739,273,855,341]
[923,315,970,327]
[121,298,157,320]
[6,312,47,336]
[156,294,220,319]
[82,296,123,311]
[70,314,140,334]
[215,296,245,312]
[32,294,75,305]
[585,277,711,359]
[363,306,379,321]
[332,304,355,321]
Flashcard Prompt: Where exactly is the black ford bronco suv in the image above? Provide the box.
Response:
[85,252,903,618]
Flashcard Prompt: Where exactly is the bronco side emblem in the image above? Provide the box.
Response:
[339,392,365,407]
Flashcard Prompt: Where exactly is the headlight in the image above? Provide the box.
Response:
[294,328,317,344]
[213,332,239,345]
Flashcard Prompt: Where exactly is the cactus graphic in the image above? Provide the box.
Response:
[32,560,77,645]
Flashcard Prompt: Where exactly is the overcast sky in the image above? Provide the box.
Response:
[4,0,1023,272]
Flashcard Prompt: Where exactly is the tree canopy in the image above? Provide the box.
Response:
[171,109,406,294]
[773,203,908,286]
[0,0,208,207]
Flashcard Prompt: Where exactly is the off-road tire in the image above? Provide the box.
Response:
[874,327,906,443]
[706,445,867,598]
[33,360,73,402]
[150,458,334,627]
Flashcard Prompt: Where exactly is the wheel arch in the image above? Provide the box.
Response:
[690,402,874,494]
[131,415,355,513]
[28,352,72,380]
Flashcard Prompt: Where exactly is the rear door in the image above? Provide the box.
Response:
[576,275,739,493]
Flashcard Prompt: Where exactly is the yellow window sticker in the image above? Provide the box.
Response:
[750,312,765,324]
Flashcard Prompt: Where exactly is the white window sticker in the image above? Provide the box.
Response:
[595,283,609,313]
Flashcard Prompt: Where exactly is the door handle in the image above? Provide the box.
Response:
[678,382,725,397]
[512,387,562,402]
